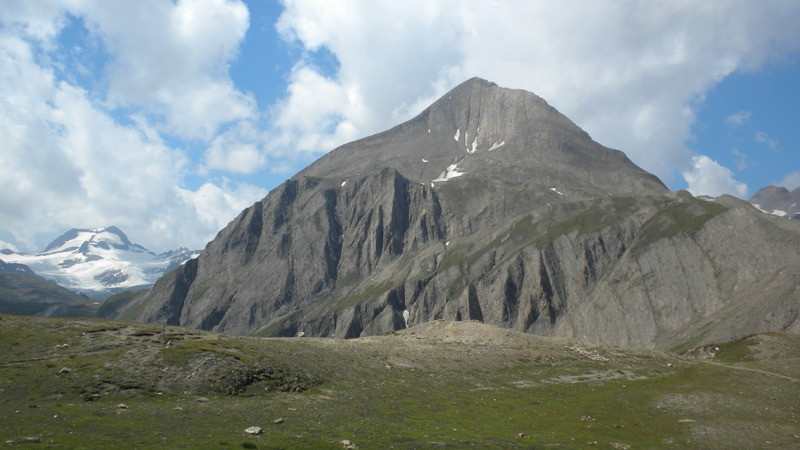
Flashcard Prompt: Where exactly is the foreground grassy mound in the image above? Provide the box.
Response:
[1,314,798,448]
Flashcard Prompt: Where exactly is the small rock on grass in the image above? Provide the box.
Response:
[195,397,209,403]
[59,368,71,374]
[116,403,128,409]
[244,426,263,435]
[273,417,285,424]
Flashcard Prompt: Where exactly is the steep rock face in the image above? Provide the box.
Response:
[129,78,799,350]
[138,168,446,335]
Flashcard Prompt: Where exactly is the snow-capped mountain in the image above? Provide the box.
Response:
[1,226,199,298]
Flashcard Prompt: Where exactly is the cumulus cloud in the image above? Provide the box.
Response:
[203,120,267,174]
[275,0,800,184]
[69,0,255,140]
[0,1,267,252]
[269,66,361,154]
[778,172,800,191]
[683,155,748,198]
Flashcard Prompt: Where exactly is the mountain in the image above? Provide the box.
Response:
[0,259,35,275]
[122,78,800,350]
[0,258,95,316]
[749,185,800,219]
[1,227,199,299]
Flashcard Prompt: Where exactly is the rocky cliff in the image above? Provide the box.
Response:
[125,78,800,350]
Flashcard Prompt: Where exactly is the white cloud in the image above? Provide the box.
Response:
[275,1,800,184]
[69,0,255,140]
[269,65,361,154]
[683,155,748,198]
[724,111,752,127]
[778,172,800,191]
[180,180,266,233]
[203,121,267,174]
[0,12,267,253]
[1,0,66,43]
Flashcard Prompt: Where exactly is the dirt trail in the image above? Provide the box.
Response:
[699,360,800,383]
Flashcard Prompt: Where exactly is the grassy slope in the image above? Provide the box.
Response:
[0,314,797,448]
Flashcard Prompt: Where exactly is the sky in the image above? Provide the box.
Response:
[1,0,799,253]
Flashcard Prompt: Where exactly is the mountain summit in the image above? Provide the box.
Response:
[2,227,198,298]
[122,79,799,349]
[302,77,666,196]
[749,185,800,219]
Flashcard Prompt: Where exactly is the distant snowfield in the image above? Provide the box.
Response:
[2,227,198,297]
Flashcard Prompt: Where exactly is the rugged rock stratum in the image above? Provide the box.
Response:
[120,78,800,350]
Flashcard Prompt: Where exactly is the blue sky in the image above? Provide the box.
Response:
[1,1,798,253]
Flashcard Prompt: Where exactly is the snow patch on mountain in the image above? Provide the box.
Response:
[752,204,788,217]
[433,163,466,182]
[487,141,505,151]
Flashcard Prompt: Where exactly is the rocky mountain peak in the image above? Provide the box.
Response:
[43,226,145,254]
[300,78,666,199]
[749,185,800,219]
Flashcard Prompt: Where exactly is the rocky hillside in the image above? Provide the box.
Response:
[121,78,800,350]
